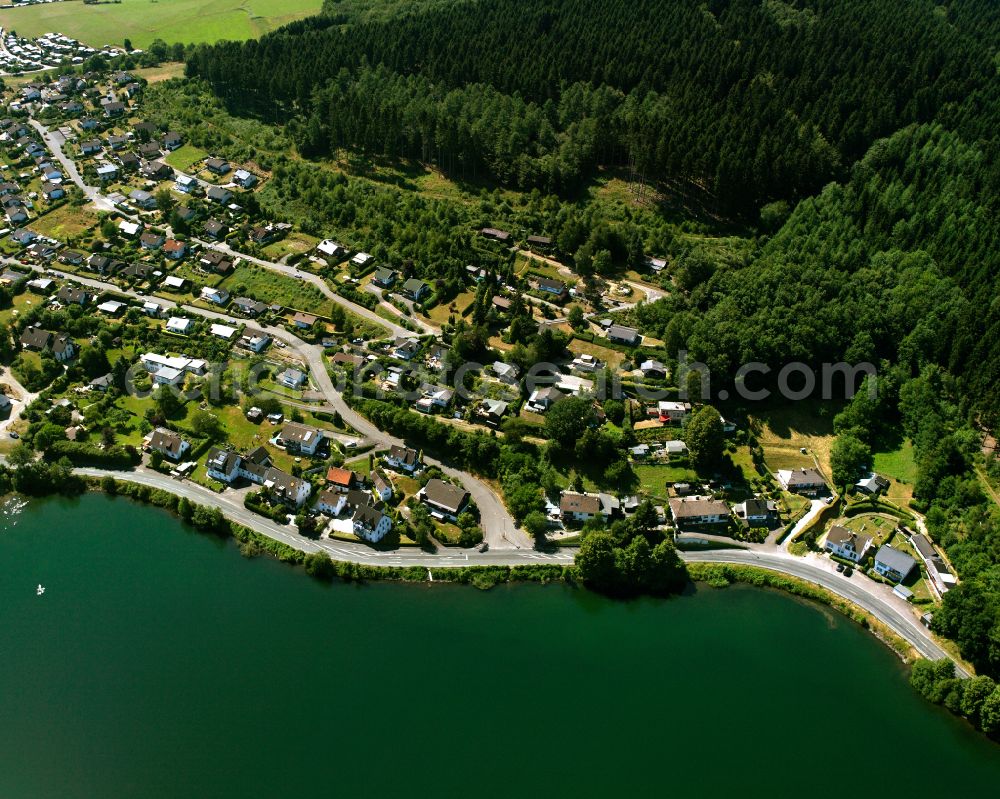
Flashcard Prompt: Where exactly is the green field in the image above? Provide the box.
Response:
[220,263,329,315]
[873,439,918,484]
[163,144,209,172]
[0,0,323,49]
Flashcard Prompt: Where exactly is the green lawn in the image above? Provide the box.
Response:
[220,263,329,315]
[164,144,209,172]
[873,439,918,483]
[0,0,324,49]
[634,463,699,501]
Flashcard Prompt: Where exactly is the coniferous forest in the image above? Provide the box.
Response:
[185,0,1000,680]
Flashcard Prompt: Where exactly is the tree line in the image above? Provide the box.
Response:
[186,0,1000,210]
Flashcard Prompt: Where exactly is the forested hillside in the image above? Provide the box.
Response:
[183,0,1000,678]
[187,0,998,209]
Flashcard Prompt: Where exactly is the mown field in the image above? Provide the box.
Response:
[0,0,323,49]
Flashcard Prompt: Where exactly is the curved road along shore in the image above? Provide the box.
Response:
[75,467,963,673]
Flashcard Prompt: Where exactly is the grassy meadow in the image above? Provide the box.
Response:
[0,0,323,49]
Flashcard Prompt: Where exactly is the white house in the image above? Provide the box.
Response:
[776,468,828,495]
[657,401,691,422]
[146,427,190,461]
[166,317,195,335]
[668,496,730,527]
[210,323,237,341]
[277,368,307,389]
[315,490,347,516]
[276,422,324,456]
[352,505,392,542]
[824,525,872,564]
[200,286,229,305]
[385,445,420,473]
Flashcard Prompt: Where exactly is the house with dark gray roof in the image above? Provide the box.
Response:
[420,479,470,521]
[874,545,917,583]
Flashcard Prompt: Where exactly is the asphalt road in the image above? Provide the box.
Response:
[682,549,967,675]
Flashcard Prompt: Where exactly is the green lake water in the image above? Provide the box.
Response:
[1,493,999,798]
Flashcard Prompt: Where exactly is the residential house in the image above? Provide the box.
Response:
[232,296,266,317]
[59,249,85,266]
[385,445,420,473]
[233,169,257,188]
[140,160,172,180]
[162,131,183,151]
[734,498,777,526]
[210,323,237,341]
[316,240,345,261]
[130,189,157,210]
[657,401,691,423]
[205,157,230,175]
[162,275,187,291]
[560,492,605,522]
[276,422,324,456]
[200,286,230,305]
[640,360,667,379]
[166,317,195,335]
[56,285,89,305]
[199,250,234,274]
[372,267,396,288]
[392,337,420,361]
[352,505,393,543]
[491,361,519,385]
[276,368,307,389]
[203,219,227,240]
[174,174,197,194]
[292,312,317,329]
[139,141,162,159]
[80,139,102,155]
[607,324,640,345]
[237,330,271,353]
[95,163,119,181]
[41,182,64,201]
[351,252,374,268]
[420,479,470,522]
[146,428,190,461]
[27,277,54,294]
[479,398,509,426]
[491,295,512,313]
[536,278,567,300]
[97,300,126,316]
[118,220,141,237]
[874,545,917,583]
[526,235,552,250]
[206,447,242,484]
[163,239,187,260]
[825,525,873,564]
[856,472,891,495]
[325,467,359,493]
[139,231,165,250]
[20,327,75,362]
[776,468,828,495]
[372,471,393,502]
[143,300,167,318]
[11,228,37,247]
[669,496,731,527]
[401,278,429,301]
[261,468,312,508]
[480,227,511,242]
[315,490,347,517]
[527,385,564,412]
[206,186,232,205]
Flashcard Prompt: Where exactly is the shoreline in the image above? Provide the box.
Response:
[73,476,940,666]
